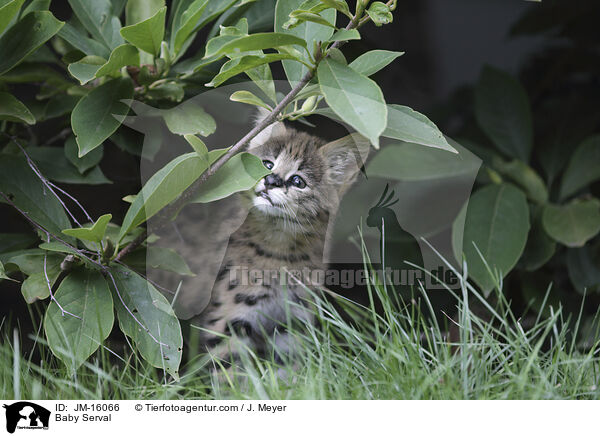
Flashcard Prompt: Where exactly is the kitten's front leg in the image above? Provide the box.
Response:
[200,312,259,372]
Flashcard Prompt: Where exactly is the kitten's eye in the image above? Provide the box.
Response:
[262,160,274,170]
[289,175,306,189]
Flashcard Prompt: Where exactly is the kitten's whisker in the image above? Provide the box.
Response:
[282,202,312,243]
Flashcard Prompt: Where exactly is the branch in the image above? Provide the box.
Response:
[114,7,385,259]
[1,192,171,346]
[114,230,146,262]
[0,191,106,271]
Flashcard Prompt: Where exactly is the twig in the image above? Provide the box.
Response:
[1,188,81,319]
[0,191,106,270]
[113,259,177,295]
[105,270,169,348]
[4,135,95,225]
[5,135,103,257]
[42,234,81,319]
[47,181,93,223]
[113,230,147,262]
[1,145,170,346]
[3,134,84,227]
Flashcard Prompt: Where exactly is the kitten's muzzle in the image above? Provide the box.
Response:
[256,190,274,206]
[264,173,284,189]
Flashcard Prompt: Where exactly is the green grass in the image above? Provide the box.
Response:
[2,242,600,400]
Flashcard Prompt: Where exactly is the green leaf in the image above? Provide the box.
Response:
[474,65,533,162]
[16,251,63,303]
[0,11,64,75]
[62,214,112,243]
[21,269,60,303]
[219,17,249,36]
[0,233,38,253]
[38,241,81,256]
[72,78,133,157]
[204,32,307,58]
[44,269,114,374]
[125,0,165,25]
[287,0,326,14]
[0,260,17,282]
[21,0,50,15]
[26,146,111,185]
[542,198,600,247]
[366,1,393,26]
[0,92,35,124]
[173,0,240,60]
[206,53,296,87]
[237,45,279,103]
[320,0,351,17]
[491,158,548,204]
[459,183,530,294]
[103,223,144,246]
[64,136,103,174]
[451,201,468,265]
[146,81,185,103]
[0,0,24,35]
[318,58,387,148]
[184,134,209,160]
[109,264,182,378]
[203,34,241,58]
[120,6,166,55]
[367,142,479,182]
[27,43,57,64]
[170,53,219,75]
[67,55,106,85]
[276,0,335,84]
[191,152,271,203]
[58,22,111,58]
[326,47,346,64]
[60,49,85,64]
[539,111,598,187]
[118,153,211,240]
[33,94,80,122]
[67,0,123,50]
[567,245,600,295]
[122,246,195,276]
[285,10,336,29]
[1,249,61,276]
[0,154,72,238]
[327,28,360,42]
[349,49,403,76]
[520,206,555,271]
[172,0,209,54]
[230,90,271,110]
[0,63,63,83]
[95,44,140,77]
[162,100,216,136]
[382,104,455,152]
[559,135,600,201]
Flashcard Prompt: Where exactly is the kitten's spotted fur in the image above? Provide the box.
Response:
[157,115,369,367]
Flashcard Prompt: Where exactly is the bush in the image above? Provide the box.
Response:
[1,0,598,380]
[0,0,456,376]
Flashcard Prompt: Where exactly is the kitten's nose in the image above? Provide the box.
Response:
[264,173,284,189]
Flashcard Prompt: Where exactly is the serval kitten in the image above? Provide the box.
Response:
[196,119,369,367]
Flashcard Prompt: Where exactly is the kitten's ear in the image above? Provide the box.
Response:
[248,107,287,149]
[320,133,370,193]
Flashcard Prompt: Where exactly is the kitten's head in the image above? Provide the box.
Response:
[245,116,369,225]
